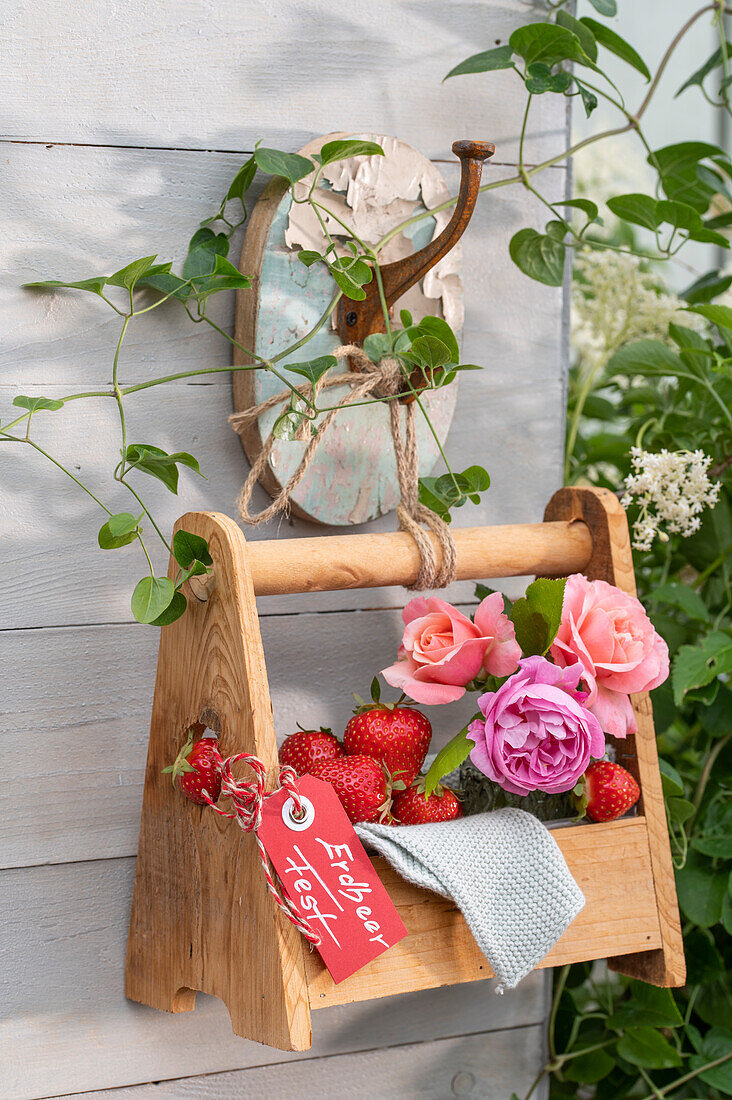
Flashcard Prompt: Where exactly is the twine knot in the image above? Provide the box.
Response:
[229,345,457,590]
[202,750,321,945]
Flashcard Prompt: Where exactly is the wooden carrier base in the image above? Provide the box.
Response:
[125,488,685,1051]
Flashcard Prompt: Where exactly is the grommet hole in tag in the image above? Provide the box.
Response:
[282,795,315,832]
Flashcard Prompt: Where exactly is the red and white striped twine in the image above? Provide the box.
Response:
[201,750,321,946]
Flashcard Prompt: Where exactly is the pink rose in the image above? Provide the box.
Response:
[468,656,605,795]
[381,593,521,706]
[550,574,669,739]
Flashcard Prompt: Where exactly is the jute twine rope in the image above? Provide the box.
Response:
[229,346,457,590]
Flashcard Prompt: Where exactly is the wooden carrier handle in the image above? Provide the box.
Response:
[242,520,593,596]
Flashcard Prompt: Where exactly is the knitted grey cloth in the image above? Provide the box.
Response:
[356,808,584,991]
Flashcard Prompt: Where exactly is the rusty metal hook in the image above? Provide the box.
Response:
[335,138,495,398]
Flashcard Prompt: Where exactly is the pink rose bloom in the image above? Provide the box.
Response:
[550,574,669,739]
[468,656,605,795]
[381,593,521,706]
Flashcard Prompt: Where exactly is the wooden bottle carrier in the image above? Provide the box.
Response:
[126,486,685,1051]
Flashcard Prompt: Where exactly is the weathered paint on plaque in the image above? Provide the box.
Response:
[251,135,461,526]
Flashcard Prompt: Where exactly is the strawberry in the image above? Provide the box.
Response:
[392,778,463,825]
[279,726,344,776]
[575,761,640,823]
[344,679,432,787]
[163,731,221,805]
[311,755,391,824]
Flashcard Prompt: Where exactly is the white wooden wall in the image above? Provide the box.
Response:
[0,2,568,1097]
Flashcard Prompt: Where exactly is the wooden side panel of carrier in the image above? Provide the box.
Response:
[305,816,663,1008]
[125,512,312,1051]
[544,487,685,988]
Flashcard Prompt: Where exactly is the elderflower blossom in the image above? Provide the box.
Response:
[572,251,693,374]
[621,448,721,551]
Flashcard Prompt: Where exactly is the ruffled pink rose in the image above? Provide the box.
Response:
[381,593,521,705]
[468,656,605,795]
[550,574,669,739]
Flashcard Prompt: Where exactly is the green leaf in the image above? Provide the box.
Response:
[688,1028,732,1093]
[657,199,730,247]
[23,275,108,295]
[606,193,660,231]
[554,198,600,223]
[272,409,305,440]
[297,249,324,268]
[616,1027,681,1069]
[677,42,732,97]
[107,255,158,290]
[412,315,460,363]
[12,395,64,413]
[328,255,373,300]
[444,44,515,80]
[580,18,650,80]
[652,582,709,622]
[676,853,728,926]
[608,981,682,1029]
[424,726,473,796]
[510,23,595,69]
[317,139,384,167]
[556,11,597,64]
[226,156,256,202]
[287,355,337,387]
[651,142,729,212]
[254,147,314,183]
[509,228,565,286]
[682,269,732,304]
[688,302,732,338]
[659,758,685,799]
[131,576,175,625]
[409,334,453,371]
[586,0,616,14]
[98,512,139,550]
[525,62,573,94]
[419,465,491,521]
[192,254,252,299]
[136,266,190,301]
[673,631,732,706]
[125,443,203,495]
[150,590,188,626]
[510,577,566,657]
[607,340,685,378]
[172,530,212,570]
[574,79,599,118]
[564,1048,615,1083]
[182,230,230,280]
[693,802,732,858]
[363,333,394,363]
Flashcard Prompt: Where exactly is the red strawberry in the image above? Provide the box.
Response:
[344,680,432,787]
[311,755,390,824]
[392,779,463,825]
[279,727,344,776]
[163,731,221,805]
[576,761,640,823]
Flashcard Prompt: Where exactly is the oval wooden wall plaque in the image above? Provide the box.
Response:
[232,132,462,526]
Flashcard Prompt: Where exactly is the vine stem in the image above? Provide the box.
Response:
[638,1050,732,1100]
[691,732,732,815]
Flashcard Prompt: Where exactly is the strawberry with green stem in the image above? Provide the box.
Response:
[344,678,432,788]
[163,730,222,805]
[279,725,344,776]
[392,777,463,825]
[573,760,640,823]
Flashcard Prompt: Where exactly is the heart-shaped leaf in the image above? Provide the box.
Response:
[287,356,337,387]
[131,576,175,624]
[254,147,314,183]
[444,44,515,80]
[509,228,565,286]
[172,530,213,570]
[317,139,384,167]
[12,395,65,413]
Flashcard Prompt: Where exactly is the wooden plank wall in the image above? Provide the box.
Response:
[0,1,568,1096]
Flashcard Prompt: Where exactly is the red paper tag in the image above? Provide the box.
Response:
[258,774,407,983]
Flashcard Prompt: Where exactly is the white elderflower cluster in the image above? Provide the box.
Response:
[621,448,721,551]
[572,251,692,374]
